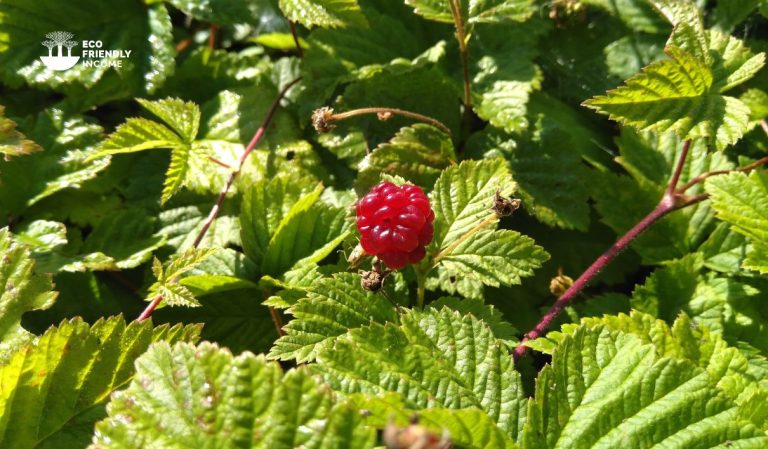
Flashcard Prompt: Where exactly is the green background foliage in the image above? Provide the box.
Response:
[1,0,768,447]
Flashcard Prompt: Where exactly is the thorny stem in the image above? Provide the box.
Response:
[514,139,768,360]
[514,140,693,360]
[289,21,304,57]
[136,77,303,323]
[316,107,452,135]
[449,0,472,108]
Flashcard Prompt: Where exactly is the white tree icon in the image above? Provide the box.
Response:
[41,40,55,57]
[64,40,78,57]
[45,31,74,57]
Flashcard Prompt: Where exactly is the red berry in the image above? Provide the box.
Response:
[356,182,435,269]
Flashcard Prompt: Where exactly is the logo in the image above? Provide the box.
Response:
[39,31,132,71]
[40,31,80,71]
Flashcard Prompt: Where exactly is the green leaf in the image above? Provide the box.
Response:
[0,316,200,449]
[746,244,768,274]
[549,311,768,392]
[631,254,704,320]
[742,89,768,127]
[0,109,108,214]
[356,124,456,191]
[430,158,513,251]
[470,23,544,134]
[278,0,367,28]
[404,0,534,24]
[241,174,321,266]
[630,257,768,361]
[262,194,350,276]
[436,228,548,290]
[93,97,202,203]
[0,228,57,361]
[91,341,376,449]
[164,0,280,26]
[428,296,517,343]
[136,97,200,144]
[581,0,668,33]
[0,1,174,109]
[270,273,399,362]
[697,222,750,273]
[648,0,709,61]
[522,323,768,449]
[470,123,591,230]
[299,6,439,112]
[0,105,42,160]
[584,46,754,150]
[14,220,67,254]
[147,248,218,308]
[706,171,768,273]
[317,307,528,440]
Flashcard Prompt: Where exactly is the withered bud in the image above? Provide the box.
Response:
[377,111,394,121]
[359,268,386,292]
[549,268,574,297]
[492,190,521,217]
[383,416,452,449]
[312,107,335,133]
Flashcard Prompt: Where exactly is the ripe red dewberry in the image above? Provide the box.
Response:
[356,182,435,270]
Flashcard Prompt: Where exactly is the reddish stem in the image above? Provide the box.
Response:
[513,139,694,360]
[666,140,691,194]
[513,195,678,360]
[136,77,302,322]
[208,24,218,49]
[289,21,304,57]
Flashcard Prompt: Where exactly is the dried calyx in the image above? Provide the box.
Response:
[492,189,521,217]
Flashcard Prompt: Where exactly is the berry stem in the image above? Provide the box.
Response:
[513,139,694,360]
[675,156,768,193]
[136,77,302,323]
[415,269,427,309]
[316,107,452,135]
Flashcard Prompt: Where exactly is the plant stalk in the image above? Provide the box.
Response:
[289,21,304,57]
[513,139,694,360]
[448,0,472,108]
[318,107,451,135]
[136,77,302,323]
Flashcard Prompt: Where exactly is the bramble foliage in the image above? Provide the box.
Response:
[1,0,768,447]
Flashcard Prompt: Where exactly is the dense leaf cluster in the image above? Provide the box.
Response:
[1,0,768,447]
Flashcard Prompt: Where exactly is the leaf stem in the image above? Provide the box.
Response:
[136,77,303,323]
[448,0,472,108]
[761,119,768,137]
[676,156,768,193]
[314,106,451,135]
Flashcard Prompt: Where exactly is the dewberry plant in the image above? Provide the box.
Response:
[1,0,768,448]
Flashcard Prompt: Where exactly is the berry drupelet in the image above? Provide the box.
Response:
[356,182,435,270]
